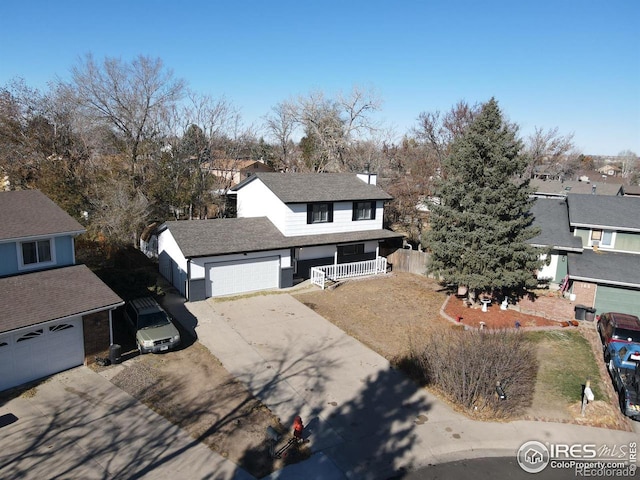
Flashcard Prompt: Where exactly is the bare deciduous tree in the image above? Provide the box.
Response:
[263,100,297,171]
[524,126,576,178]
[69,54,185,184]
[618,149,638,179]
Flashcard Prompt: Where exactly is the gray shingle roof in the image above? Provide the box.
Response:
[232,173,393,203]
[0,190,85,241]
[567,194,640,232]
[162,217,403,258]
[568,250,640,288]
[530,179,623,197]
[0,265,124,333]
[528,198,583,251]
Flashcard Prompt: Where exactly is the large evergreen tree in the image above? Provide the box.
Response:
[424,98,542,300]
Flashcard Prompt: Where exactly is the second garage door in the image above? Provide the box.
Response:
[0,318,85,392]
[595,285,640,318]
[207,256,280,297]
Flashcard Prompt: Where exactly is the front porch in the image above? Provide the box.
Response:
[310,256,388,289]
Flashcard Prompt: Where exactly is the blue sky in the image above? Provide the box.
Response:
[1,0,638,155]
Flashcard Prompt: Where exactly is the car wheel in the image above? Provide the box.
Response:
[619,393,626,413]
[604,350,610,363]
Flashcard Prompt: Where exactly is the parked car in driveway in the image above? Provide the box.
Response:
[124,297,181,353]
[604,342,640,421]
[597,312,640,351]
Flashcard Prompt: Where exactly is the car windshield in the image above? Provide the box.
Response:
[138,311,170,329]
[613,328,640,343]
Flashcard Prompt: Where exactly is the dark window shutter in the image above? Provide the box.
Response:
[352,202,357,221]
[370,201,376,220]
[328,203,334,222]
[307,204,313,224]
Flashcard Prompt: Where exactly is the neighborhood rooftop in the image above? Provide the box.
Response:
[0,264,123,333]
[567,194,640,231]
[0,190,85,241]
[232,172,393,203]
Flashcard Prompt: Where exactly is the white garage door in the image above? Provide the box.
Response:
[0,318,84,392]
[207,256,280,297]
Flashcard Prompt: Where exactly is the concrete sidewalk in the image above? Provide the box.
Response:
[187,294,639,480]
[0,366,253,480]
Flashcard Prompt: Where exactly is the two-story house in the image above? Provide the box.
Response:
[565,194,640,316]
[529,193,640,317]
[157,172,403,300]
[0,190,123,392]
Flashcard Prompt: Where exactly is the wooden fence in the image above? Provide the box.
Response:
[386,248,430,276]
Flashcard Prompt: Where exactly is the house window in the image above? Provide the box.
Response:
[352,201,376,221]
[20,239,53,267]
[590,229,613,247]
[338,244,365,256]
[307,203,333,224]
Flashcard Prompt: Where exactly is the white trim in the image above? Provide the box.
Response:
[16,237,57,271]
[0,230,86,245]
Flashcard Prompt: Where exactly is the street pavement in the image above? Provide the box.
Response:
[186,293,639,480]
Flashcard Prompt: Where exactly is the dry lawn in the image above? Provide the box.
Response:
[294,272,632,429]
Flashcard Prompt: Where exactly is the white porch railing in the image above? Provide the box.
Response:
[310,256,388,289]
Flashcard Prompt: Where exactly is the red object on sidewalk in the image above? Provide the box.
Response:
[292,415,304,440]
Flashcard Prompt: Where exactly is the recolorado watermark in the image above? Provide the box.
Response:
[517,440,637,476]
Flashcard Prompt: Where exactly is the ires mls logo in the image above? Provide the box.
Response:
[517,441,550,473]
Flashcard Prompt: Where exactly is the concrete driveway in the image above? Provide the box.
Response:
[0,366,252,480]
[188,294,640,480]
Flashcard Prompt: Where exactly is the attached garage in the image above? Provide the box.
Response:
[595,285,640,318]
[0,318,84,391]
[206,256,280,297]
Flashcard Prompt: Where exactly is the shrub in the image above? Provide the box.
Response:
[404,328,538,418]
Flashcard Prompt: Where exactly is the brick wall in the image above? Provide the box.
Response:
[83,311,110,365]
[572,281,597,308]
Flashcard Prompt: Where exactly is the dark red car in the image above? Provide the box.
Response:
[597,312,640,350]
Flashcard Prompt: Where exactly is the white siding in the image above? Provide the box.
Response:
[158,230,188,273]
[236,179,288,232]
[537,253,558,281]
[282,201,384,237]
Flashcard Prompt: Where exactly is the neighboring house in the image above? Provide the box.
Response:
[529,194,640,317]
[597,164,622,176]
[530,178,624,197]
[205,158,275,187]
[566,194,640,316]
[0,190,123,392]
[158,172,403,300]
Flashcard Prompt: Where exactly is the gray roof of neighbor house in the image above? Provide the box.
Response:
[161,217,403,258]
[567,194,640,232]
[232,172,393,203]
[528,198,583,251]
[568,250,640,288]
[0,264,124,333]
[0,190,85,241]
[530,179,623,197]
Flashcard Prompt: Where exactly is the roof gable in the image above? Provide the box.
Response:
[232,172,392,203]
[0,190,85,242]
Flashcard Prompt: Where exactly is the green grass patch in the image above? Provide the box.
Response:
[525,330,603,402]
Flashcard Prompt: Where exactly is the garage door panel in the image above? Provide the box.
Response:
[0,318,85,392]
[595,286,640,318]
[208,256,280,297]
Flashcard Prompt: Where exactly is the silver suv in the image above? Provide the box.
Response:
[124,297,181,354]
